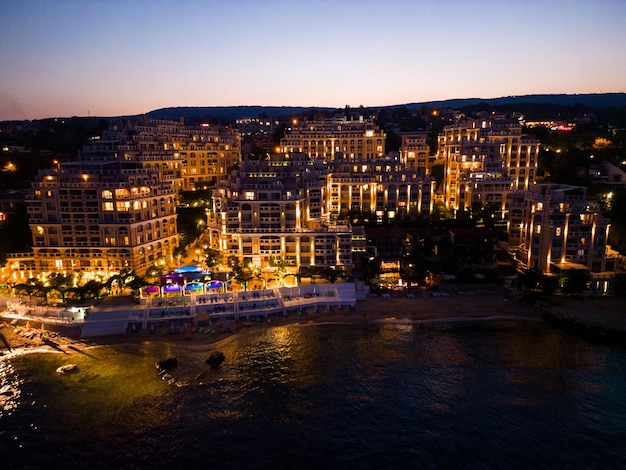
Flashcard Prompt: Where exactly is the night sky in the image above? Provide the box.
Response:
[1,0,625,120]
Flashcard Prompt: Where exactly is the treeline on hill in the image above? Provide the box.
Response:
[0,118,109,189]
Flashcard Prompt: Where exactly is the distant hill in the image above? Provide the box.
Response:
[145,106,335,121]
[403,93,626,110]
[144,93,626,122]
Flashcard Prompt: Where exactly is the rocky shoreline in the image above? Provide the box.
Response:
[541,296,626,346]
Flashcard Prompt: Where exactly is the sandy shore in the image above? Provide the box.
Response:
[3,285,624,357]
[1,285,541,356]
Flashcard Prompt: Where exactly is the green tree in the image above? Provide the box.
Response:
[173,245,187,265]
[14,278,45,304]
[270,257,289,286]
[561,269,591,296]
[47,272,74,302]
[203,247,223,270]
[126,275,149,296]
[228,256,253,291]
[82,280,104,301]
[359,256,381,284]
[145,265,165,282]
[321,267,339,284]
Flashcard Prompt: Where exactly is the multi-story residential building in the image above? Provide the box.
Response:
[326,153,435,220]
[118,120,186,190]
[25,159,178,279]
[438,116,540,214]
[207,153,353,270]
[509,183,614,274]
[399,133,432,174]
[279,116,385,160]
[87,118,241,192]
[177,124,240,191]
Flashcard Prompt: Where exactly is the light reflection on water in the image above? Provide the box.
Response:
[0,359,22,418]
[2,320,626,469]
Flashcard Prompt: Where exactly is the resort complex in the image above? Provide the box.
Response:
[1,108,623,336]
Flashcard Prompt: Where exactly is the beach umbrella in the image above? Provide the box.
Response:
[184,282,203,292]
[162,284,181,293]
[143,285,160,294]
[205,281,223,289]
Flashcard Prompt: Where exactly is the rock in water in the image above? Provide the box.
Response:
[156,357,178,371]
[56,364,78,375]
[206,351,225,369]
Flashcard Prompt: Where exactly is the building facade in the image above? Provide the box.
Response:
[279,116,385,161]
[207,154,353,270]
[118,119,241,191]
[399,133,432,174]
[509,183,613,274]
[26,160,178,279]
[438,116,540,214]
[85,118,242,192]
[326,153,435,220]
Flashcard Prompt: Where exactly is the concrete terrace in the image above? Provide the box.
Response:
[1,283,361,338]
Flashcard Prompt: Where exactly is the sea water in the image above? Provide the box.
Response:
[2,318,626,469]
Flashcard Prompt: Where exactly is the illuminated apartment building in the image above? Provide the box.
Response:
[279,116,385,160]
[122,121,185,190]
[509,184,613,274]
[117,118,241,191]
[399,133,432,174]
[438,117,540,213]
[326,153,435,220]
[177,124,240,190]
[207,154,353,269]
[26,160,178,279]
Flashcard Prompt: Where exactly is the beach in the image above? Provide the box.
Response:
[2,285,625,357]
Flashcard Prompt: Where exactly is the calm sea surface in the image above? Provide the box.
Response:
[2,318,626,469]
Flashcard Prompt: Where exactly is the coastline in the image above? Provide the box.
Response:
[1,285,541,357]
[3,285,625,358]
[541,296,626,344]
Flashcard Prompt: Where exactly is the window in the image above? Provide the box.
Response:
[117,201,130,211]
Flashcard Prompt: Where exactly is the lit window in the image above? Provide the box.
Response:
[103,202,114,211]
[116,201,130,211]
